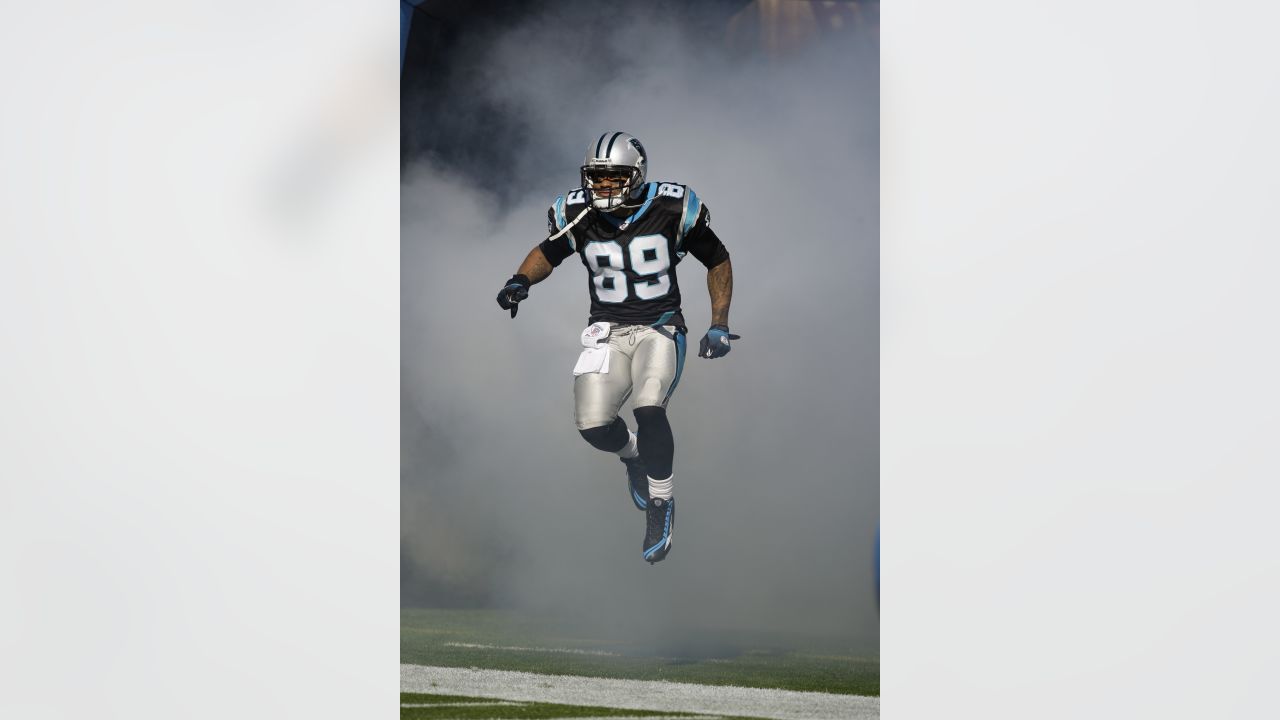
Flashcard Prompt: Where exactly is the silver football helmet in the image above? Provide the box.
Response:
[581,131,648,211]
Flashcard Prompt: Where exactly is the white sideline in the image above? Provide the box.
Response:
[444,641,623,657]
[401,664,879,720]
[400,701,521,707]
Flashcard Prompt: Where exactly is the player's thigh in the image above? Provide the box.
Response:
[574,349,634,430]
[631,327,686,408]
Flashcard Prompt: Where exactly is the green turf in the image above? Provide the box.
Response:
[401,693,516,705]
[399,692,702,718]
[401,608,879,697]
[398,692,777,719]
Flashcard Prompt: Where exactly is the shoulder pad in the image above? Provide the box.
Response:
[550,188,590,231]
[648,181,691,201]
[562,187,589,209]
[638,181,689,219]
[670,184,704,249]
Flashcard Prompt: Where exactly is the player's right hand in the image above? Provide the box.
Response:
[496,274,531,318]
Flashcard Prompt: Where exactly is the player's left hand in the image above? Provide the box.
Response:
[698,324,740,359]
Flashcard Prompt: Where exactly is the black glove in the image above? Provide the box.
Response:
[496,274,531,318]
[698,324,740,359]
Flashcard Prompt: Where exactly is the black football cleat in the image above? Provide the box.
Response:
[622,456,649,510]
[642,497,674,564]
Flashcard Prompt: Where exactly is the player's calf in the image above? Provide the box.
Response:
[632,406,674,480]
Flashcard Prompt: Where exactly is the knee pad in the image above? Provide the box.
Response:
[579,417,629,453]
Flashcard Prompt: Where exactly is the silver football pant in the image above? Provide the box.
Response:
[574,325,687,430]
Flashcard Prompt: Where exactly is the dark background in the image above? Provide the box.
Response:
[401,0,878,190]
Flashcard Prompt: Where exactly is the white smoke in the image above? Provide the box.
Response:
[402,4,878,650]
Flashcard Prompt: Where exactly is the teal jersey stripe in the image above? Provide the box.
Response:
[678,188,701,250]
[662,332,687,405]
[554,195,567,228]
[554,195,576,251]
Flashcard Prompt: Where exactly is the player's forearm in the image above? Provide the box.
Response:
[707,258,733,326]
[516,246,554,284]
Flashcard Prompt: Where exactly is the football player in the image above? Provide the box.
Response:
[496,131,738,564]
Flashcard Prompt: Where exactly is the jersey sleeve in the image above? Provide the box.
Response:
[538,195,576,267]
[680,202,730,269]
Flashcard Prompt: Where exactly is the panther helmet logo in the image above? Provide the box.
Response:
[629,138,647,167]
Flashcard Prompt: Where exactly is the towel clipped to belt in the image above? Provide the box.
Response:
[573,322,611,376]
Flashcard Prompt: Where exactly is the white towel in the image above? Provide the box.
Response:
[573,322,612,376]
[573,346,611,376]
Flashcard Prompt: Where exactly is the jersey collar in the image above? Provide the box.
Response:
[598,183,658,231]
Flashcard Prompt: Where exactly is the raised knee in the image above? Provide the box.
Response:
[579,418,627,452]
[579,424,610,444]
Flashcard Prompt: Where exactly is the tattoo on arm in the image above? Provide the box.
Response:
[517,246,554,284]
[707,258,733,327]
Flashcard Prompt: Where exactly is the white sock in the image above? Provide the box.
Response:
[648,474,673,500]
[616,431,639,459]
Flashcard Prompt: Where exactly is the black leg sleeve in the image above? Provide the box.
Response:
[633,406,673,479]
[579,416,630,453]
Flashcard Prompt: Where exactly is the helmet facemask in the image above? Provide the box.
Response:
[581,165,643,211]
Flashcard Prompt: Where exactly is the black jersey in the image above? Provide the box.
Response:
[539,181,729,328]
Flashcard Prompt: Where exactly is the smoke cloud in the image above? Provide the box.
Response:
[402,3,878,652]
